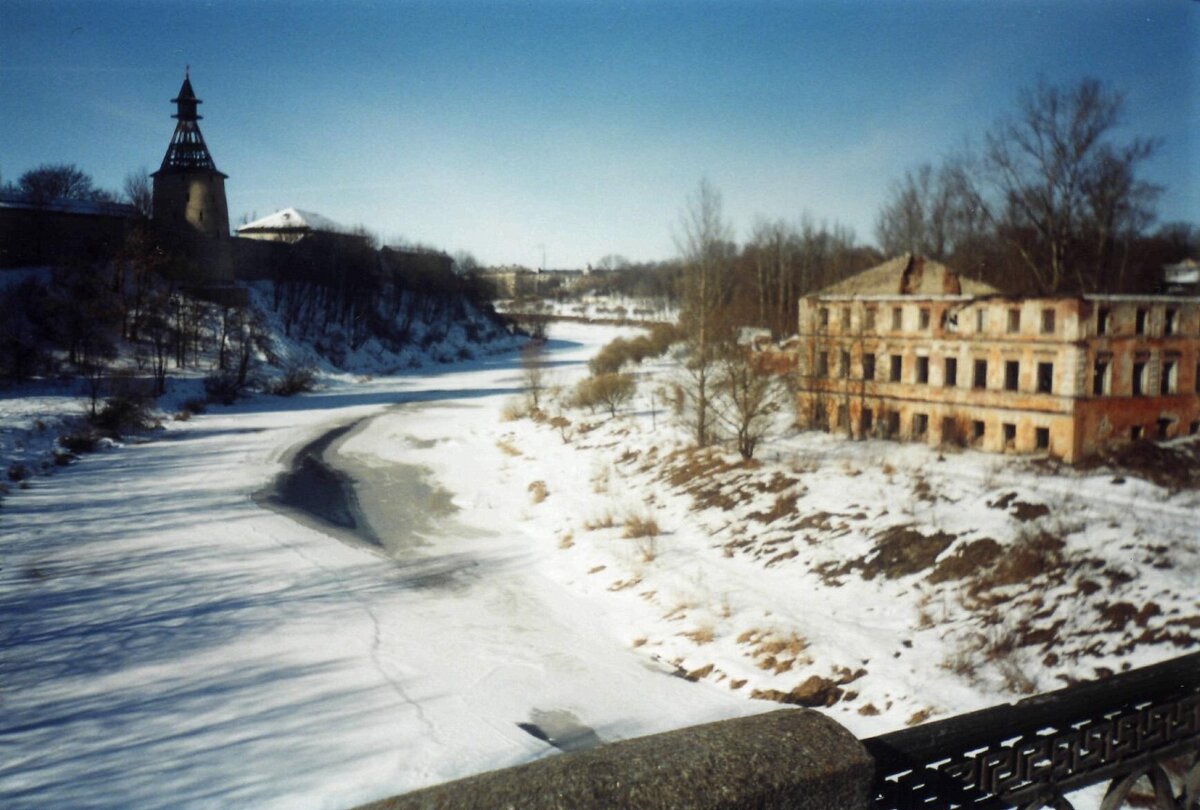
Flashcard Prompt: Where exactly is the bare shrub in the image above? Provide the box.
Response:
[500,398,527,421]
[270,365,316,396]
[574,373,636,417]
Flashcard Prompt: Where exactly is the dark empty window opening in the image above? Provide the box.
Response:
[890,354,902,382]
[1037,362,1054,394]
[812,402,829,430]
[919,308,930,330]
[1156,418,1173,440]
[916,356,929,384]
[1004,360,1020,391]
[972,420,986,443]
[973,359,988,389]
[1007,308,1021,333]
[863,353,876,380]
[886,411,900,438]
[1165,309,1177,336]
[861,408,874,433]
[1002,423,1016,448]
[836,405,849,429]
[839,351,850,378]
[1098,308,1111,335]
[1136,308,1148,335]
[1093,358,1111,396]
[1132,361,1147,396]
[1041,309,1056,334]
[976,308,986,333]
[1190,421,1200,436]
[892,307,903,330]
[945,357,958,387]
[818,308,829,328]
[1131,425,1143,441]
[1161,360,1177,395]
[913,413,929,437]
[1035,427,1050,450]
[815,351,828,377]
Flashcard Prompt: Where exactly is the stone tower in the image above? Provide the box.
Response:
[151,70,230,243]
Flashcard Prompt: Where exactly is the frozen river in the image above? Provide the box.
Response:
[0,323,762,810]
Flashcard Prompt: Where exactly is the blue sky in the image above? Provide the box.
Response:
[1,0,1196,268]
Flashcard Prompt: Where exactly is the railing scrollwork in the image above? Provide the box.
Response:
[865,652,1200,809]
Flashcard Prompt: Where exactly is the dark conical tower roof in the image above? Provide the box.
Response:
[154,69,226,177]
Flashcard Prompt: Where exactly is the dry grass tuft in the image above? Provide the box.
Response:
[681,625,715,645]
[500,399,527,422]
[496,439,522,457]
[584,512,615,531]
[622,513,660,539]
[558,532,574,549]
[527,480,548,503]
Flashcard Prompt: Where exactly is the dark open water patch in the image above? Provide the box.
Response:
[256,420,381,547]
[517,709,603,753]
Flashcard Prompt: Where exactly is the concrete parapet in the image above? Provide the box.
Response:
[353,709,873,810]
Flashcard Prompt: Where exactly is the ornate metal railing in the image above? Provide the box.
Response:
[864,652,1200,809]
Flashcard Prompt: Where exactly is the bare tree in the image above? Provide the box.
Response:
[713,348,787,460]
[520,341,548,412]
[123,168,152,217]
[675,179,735,447]
[983,77,1160,293]
[17,163,113,203]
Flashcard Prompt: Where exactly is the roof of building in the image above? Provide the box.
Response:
[818,253,998,298]
[236,208,349,235]
[0,192,140,219]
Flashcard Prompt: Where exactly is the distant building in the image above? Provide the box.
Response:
[795,254,1200,462]
[1163,259,1200,295]
[236,208,357,244]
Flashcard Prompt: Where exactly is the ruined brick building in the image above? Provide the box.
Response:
[795,255,1200,462]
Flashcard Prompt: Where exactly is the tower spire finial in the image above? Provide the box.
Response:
[185,64,190,79]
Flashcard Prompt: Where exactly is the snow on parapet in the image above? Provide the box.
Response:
[237,207,349,235]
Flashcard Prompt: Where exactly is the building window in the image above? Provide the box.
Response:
[1136,308,1148,335]
[916,356,929,384]
[1132,360,1147,396]
[976,308,986,333]
[1157,418,1173,440]
[942,416,960,446]
[1161,357,1177,395]
[913,413,929,437]
[1190,421,1200,436]
[865,308,877,331]
[1131,425,1143,441]
[890,354,902,382]
[891,307,903,330]
[839,350,850,378]
[944,357,958,387]
[886,411,900,438]
[1037,362,1054,394]
[1035,427,1050,450]
[836,405,849,429]
[1002,423,1016,448]
[815,351,829,377]
[863,353,876,380]
[861,408,874,433]
[1004,360,1020,391]
[1007,308,1021,333]
[1098,307,1111,336]
[840,307,851,329]
[919,308,930,330]
[1093,357,1111,396]
[818,307,829,328]
[973,359,988,389]
[972,420,986,443]
[1165,308,1177,336]
[1041,309,1055,334]
[812,402,829,430]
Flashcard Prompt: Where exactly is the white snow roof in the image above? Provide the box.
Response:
[237,208,348,235]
